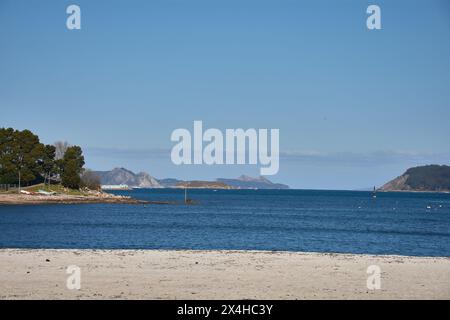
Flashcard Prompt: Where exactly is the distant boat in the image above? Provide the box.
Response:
[372,186,377,199]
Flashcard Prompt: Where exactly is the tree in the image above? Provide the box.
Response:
[81,169,101,190]
[54,141,70,179]
[1,128,87,190]
[61,160,81,189]
[54,141,69,160]
[39,144,56,185]
[13,130,46,189]
[61,146,85,189]
[0,128,46,189]
[0,128,16,184]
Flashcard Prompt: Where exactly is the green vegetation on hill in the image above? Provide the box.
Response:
[404,165,450,191]
[381,165,450,192]
[0,128,91,190]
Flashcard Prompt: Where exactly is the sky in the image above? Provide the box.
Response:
[1,0,450,189]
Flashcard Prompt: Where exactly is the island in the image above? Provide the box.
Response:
[173,181,233,189]
[94,168,290,190]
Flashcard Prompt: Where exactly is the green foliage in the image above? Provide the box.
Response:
[61,146,85,189]
[61,160,81,189]
[0,127,86,190]
[405,165,450,191]
[0,128,45,185]
[40,144,56,180]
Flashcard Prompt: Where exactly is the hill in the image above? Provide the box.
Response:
[217,175,289,189]
[173,181,233,189]
[94,168,162,188]
[94,168,290,190]
[157,178,184,188]
[380,165,450,192]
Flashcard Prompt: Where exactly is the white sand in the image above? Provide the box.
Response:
[0,249,449,299]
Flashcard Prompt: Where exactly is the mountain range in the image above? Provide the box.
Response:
[94,168,290,189]
[95,165,450,192]
[94,168,162,188]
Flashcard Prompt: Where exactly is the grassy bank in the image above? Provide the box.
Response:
[0,183,88,196]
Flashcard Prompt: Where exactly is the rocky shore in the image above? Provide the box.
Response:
[0,192,149,205]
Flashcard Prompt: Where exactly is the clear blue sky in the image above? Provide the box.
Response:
[1,0,450,189]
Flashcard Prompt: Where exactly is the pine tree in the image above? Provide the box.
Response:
[61,146,85,189]
[0,128,45,188]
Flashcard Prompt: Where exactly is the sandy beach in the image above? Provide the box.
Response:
[0,249,448,300]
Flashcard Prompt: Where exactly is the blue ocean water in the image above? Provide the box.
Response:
[0,189,449,257]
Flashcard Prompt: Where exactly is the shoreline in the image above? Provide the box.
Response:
[0,193,173,205]
[1,247,448,259]
[377,189,450,194]
[1,248,449,299]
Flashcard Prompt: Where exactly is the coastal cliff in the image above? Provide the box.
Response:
[380,165,450,192]
[95,168,290,190]
[94,168,162,188]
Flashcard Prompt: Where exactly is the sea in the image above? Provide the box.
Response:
[0,189,449,257]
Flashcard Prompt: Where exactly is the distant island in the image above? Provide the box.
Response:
[217,175,289,189]
[95,168,290,190]
[172,181,233,189]
[380,165,450,192]
[94,168,162,188]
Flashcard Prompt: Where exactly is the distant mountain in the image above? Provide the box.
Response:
[94,168,289,190]
[380,165,450,192]
[217,175,289,189]
[94,168,162,188]
[173,181,233,189]
[157,178,184,188]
